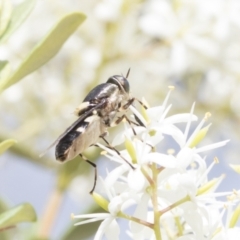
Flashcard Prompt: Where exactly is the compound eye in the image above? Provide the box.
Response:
[120,77,130,93]
[107,76,116,85]
[107,75,130,93]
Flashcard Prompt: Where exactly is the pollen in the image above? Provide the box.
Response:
[191,162,197,168]
[101,150,107,155]
[214,157,219,164]
[233,189,238,195]
[167,148,175,155]
[204,112,211,120]
[227,194,236,201]
[168,85,175,90]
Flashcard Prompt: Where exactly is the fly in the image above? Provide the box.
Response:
[46,69,145,193]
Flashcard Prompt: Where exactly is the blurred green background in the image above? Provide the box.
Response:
[0,0,239,239]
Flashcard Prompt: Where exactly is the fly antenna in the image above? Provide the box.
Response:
[126,68,131,78]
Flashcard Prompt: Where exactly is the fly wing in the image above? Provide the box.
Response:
[40,99,106,158]
[56,114,105,161]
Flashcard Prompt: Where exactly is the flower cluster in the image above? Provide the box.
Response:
[72,89,239,240]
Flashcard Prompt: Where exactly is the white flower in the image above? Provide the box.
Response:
[212,227,240,240]
[94,0,123,22]
[73,212,119,240]
[138,0,240,80]
[72,185,126,240]
[73,94,236,240]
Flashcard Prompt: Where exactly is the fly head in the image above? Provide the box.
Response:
[107,75,130,95]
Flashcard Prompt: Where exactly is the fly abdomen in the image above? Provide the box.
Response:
[55,114,106,162]
[55,122,88,161]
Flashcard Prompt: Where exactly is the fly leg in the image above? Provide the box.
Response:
[99,135,135,170]
[121,100,155,150]
[123,97,148,127]
[79,154,97,194]
[112,114,138,136]
[123,97,148,110]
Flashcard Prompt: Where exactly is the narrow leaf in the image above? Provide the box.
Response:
[0,0,35,43]
[0,12,86,91]
[0,203,37,229]
[0,139,17,155]
[0,135,55,168]
[0,0,12,37]
[0,61,11,83]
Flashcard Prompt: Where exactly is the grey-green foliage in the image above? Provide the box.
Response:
[0,138,37,237]
[0,0,87,238]
[0,2,86,91]
[0,0,36,43]
[0,203,37,230]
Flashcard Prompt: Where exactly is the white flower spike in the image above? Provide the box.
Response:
[72,94,239,240]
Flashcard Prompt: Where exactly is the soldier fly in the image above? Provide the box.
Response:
[47,69,145,193]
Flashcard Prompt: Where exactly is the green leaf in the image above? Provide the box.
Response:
[0,61,11,82]
[0,203,37,230]
[0,200,10,240]
[0,139,17,155]
[0,0,35,43]
[0,227,9,239]
[0,0,12,38]
[0,12,86,92]
[62,221,101,240]
[0,135,55,168]
[0,61,8,72]
[0,199,8,213]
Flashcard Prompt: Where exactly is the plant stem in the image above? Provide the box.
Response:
[0,226,15,232]
[37,188,63,239]
[175,216,183,236]
[118,212,154,229]
[151,163,162,240]
[159,195,190,215]
[141,166,154,185]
